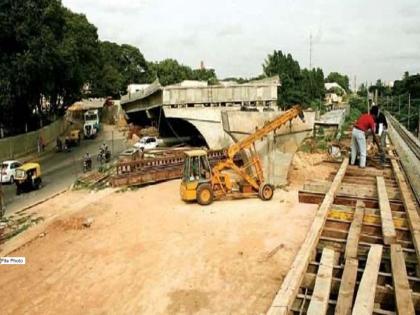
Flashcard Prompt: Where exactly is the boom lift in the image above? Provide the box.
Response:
[180,105,305,205]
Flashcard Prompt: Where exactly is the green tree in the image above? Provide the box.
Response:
[368,79,391,97]
[192,68,218,85]
[0,0,66,133]
[263,50,303,107]
[301,67,325,104]
[0,0,101,134]
[393,72,420,98]
[357,83,368,97]
[325,72,350,92]
[56,9,100,106]
[145,59,194,86]
[262,50,325,108]
[91,41,148,97]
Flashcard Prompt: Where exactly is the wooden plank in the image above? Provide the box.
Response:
[299,191,404,211]
[390,244,415,315]
[335,258,359,315]
[389,150,420,265]
[307,248,336,315]
[301,273,420,310]
[352,244,383,315]
[303,181,400,200]
[377,176,397,245]
[267,158,349,315]
[345,201,365,259]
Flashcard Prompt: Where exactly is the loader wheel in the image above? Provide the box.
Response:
[259,183,274,201]
[197,183,213,205]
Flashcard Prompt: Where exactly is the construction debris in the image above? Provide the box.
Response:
[0,212,43,244]
[75,171,110,189]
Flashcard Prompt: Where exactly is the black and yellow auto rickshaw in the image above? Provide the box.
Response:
[15,163,42,195]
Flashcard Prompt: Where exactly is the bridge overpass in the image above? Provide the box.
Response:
[119,77,319,186]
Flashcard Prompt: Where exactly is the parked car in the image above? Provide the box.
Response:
[1,160,22,184]
[133,136,162,151]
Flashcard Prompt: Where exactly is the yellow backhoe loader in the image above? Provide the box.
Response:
[180,105,305,205]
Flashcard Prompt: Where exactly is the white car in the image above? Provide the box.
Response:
[133,136,162,151]
[1,160,22,183]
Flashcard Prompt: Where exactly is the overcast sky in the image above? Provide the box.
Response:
[62,0,420,86]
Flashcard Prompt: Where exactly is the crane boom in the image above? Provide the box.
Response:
[227,105,304,159]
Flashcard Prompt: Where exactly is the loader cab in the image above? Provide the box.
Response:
[182,150,211,183]
[180,150,213,205]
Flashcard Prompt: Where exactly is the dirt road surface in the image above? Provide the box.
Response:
[0,152,337,314]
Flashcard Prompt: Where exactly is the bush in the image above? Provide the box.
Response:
[348,95,367,114]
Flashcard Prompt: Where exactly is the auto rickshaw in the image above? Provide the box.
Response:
[15,163,42,195]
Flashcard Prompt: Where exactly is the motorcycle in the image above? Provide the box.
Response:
[83,157,92,173]
[97,148,111,164]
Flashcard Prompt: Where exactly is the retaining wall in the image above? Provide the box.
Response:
[0,119,65,161]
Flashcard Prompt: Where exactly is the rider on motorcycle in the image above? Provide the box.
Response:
[56,137,62,152]
[98,143,111,163]
[100,143,108,153]
[84,152,92,170]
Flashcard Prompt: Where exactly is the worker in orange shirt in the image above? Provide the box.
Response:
[351,106,381,168]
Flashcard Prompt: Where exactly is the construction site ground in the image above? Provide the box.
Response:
[0,152,336,314]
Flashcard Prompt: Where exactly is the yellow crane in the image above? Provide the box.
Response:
[180,105,305,205]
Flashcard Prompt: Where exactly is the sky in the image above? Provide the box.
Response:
[62,0,420,86]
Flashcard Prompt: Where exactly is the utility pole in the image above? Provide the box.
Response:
[391,96,393,112]
[353,75,357,92]
[398,95,401,116]
[366,81,369,112]
[408,93,411,130]
[309,33,313,70]
[418,108,420,139]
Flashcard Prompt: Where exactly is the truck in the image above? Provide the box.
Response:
[83,109,100,139]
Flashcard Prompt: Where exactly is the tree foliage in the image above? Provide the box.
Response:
[91,41,148,97]
[357,83,368,97]
[262,50,325,108]
[325,72,350,92]
[145,59,217,86]
[393,72,420,98]
[0,0,100,134]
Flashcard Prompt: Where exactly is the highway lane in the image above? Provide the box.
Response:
[1,125,128,215]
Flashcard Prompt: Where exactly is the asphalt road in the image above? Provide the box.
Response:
[1,125,128,215]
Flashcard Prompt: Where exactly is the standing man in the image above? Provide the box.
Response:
[351,106,380,168]
[375,105,388,163]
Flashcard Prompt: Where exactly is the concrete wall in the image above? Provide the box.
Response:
[163,84,277,105]
[0,119,65,161]
[226,111,315,186]
[226,110,315,135]
[165,107,315,148]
